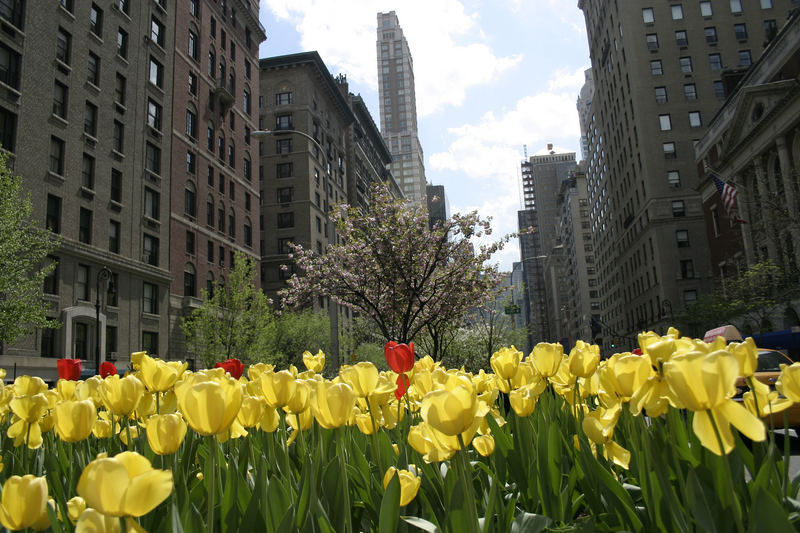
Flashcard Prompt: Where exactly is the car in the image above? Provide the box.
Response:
[734,348,800,429]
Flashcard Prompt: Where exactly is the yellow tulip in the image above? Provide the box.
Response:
[407,421,459,462]
[66,496,86,525]
[54,399,97,442]
[13,376,48,396]
[509,381,545,417]
[237,395,265,428]
[597,354,652,405]
[7,393,49,448]
[258,405,280,432]
[129,351,147,370]
[728,337,758,378]
[75,376,103,406]
[311,380,356,429]
[145,413,187,455]
[285,408,313,445]
[472,434,495,456]
[74,508,122,533]
[629,375,673,418]
[664,350,765,455]
[302,350,326,373]
[383,466,421,506]
[92,412,113,439]
[284,380,310,414]
[77,451,173,517]
[743,379,793,418]
[56,379,79,401]
[582,406,630,469]
[118,425,140,446]
[340,362,379,397]
[260,370,297,408]
[529,342,564,378]
[777,363,800,402]
[568,340,601,378]
[420,384,489,438]
[0,475,48,530]
[354,407,378,435]
[175,374,242,436]
[490,346,523,380]
[140,355,185,392]
[30,499,54,531]
[247,362,275,382]
[99,375,145,417]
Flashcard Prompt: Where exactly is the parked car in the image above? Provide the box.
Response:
[734,348,800,429]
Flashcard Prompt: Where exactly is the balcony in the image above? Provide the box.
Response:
[214,78,234,107]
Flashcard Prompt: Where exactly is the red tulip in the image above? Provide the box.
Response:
[99,361,118,378]
[384,341,415,374]
[57,358,82,381]
[632,348,643,356]
[214,358,244,379]
[395,373,410,400]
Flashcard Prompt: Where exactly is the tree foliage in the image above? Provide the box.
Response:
[181,251,273,367]
[263,309,331,370]
[0,154,59,348]
[280,184,510,359]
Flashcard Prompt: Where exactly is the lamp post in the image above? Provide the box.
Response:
[251,129,341,370]
[95,266,114,373]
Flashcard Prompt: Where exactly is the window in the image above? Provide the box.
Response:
[277,139,291,154]
[244,89,251,114]
[663,142,676,159]
[734,23,747,40]
[79,208,92,244]
[50,136,65,175]
[650,60,663,76]
[207,197,214,226]
[704,27,717,44]
[115,73,126,106]
[684,83,697,100]
[713,80,725,98]
[145,143,161,175]
[147,99,162,130]
[646,33,658,50]
[185,182,196,216]
[277,212,294,228]
[143,234,159,266]
[676,230,689,247]
[111,169,122,203]
[243,157,251,181]
[77,265,89,301]
[244,220,252,247]
[700,1,712,16]
[43,256,58,295]
[184,264,196,297]
[659,114,672,131]
[149,57,163,88]
[188,30,199,60]
[90,4,103,37]
[151,16,165,47]
[87,52,100,86]
[142,331,158,354]
[276,92,292,105]
[277,162,293,178]
[187,152,196,174]
[83,102,98,137]
[189,0,198,16]
[117,0,129,15]
[276,115,292,130]
[228,210,235,238]
[186,230,195,255]
[186,109,197,138]
[143,283,158,314]
[109,220,120,253]
[245,61,251,79]
[218,135,225,160]
[711,207,721,236]
[738,50,751,67]
[53,81,67,118]
[117,28,128,59]
[765,20,778,41]
[228,143,235,167]
[642,8,654,23]
[761,0,773,7]
[688,111,702,127]
[683,290,698,306]
[113,120,124,153]
[144,188,159,220]
[675,30,688,46]
[2,0,25,27]
[219,245,224,267]
[671,4,683,19]
[667,171,681,187]
[189,72,198,95]
[82,153,95,189]
[206,240,215,263]
[654,87,667,103]
[56,28,71,65]
[218,206,225,232]
[245,192,251,211]
[277,187,293,203]
[208,50,215,77]
[709,53,723,70]
[46,194,61,233]
[679,56,692,73]
[672,200,686,217]
[730,0,742,14]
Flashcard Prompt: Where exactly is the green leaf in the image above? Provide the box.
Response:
[295,463,312,530]
[747,489,794,533]
[266,478,292,533]
[170,501,186,533]
[510,512,551,533]
[380,472,400,533]
[686,470,719,533]
[402,516,441,532]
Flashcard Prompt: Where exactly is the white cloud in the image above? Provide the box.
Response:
[547,67,587,92]
[260,0,521,116]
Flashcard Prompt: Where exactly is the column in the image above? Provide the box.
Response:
[753,157,779,261]
[776,136,800,259]
[734,172,756,265]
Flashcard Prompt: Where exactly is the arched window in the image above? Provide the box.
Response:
[218,132,225,161]
[184,263,197,297]
[244,217,252,247]
[229,68,235,92]
[218,59,226,84]
[206,195,214,227]
[243,152,251,181]
[208,48,216,77]
[184,181,196,217]
[218,201,225,232]
[228,208,236,238]
[228,141,235,168]
[206,272,215,298]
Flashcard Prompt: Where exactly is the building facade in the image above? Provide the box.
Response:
[578,0,795,348]
[376,11,427,201]
[0,0,265,379]
[426,184,449,229]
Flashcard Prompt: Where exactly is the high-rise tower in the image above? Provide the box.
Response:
[376,11,426,201]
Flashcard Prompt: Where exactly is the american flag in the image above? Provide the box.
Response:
[713,174,745,223]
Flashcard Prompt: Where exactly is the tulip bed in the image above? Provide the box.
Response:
[1,328,800,532]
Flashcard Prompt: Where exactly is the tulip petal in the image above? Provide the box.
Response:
[716,400,766,443]
[122,469,174,517]
[692,410,734,455]
[77,458,130,517]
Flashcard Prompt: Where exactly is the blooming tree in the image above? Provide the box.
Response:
[280,185,510,360]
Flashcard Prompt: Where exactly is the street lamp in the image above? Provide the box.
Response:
[95,266,115,373]
[251,129,341,370]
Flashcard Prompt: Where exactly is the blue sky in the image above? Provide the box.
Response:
[257,0,591,271]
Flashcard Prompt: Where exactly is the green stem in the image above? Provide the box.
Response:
[338,427,353,533]
[456,434,480,533]
[707,410,744,533]
[207,437,217,533]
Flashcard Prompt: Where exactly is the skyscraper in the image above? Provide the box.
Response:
[578,0,795,348]
[377,11,426,201]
